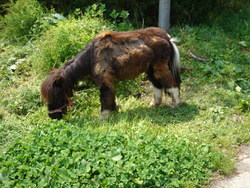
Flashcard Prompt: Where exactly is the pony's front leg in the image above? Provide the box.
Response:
[99,83,116,120]
[150,86,163,107]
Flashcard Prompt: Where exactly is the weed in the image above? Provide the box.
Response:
[235,100,250,112]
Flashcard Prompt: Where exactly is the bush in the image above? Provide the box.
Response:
[35,0,249,26]
[31,12,67,38]
[209,10,250,38]
[0,0,44,43]
[30,15,111,74]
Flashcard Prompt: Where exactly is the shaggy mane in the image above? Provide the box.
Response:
[41,69,63,103]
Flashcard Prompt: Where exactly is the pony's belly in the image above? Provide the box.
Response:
[114,61,149,80]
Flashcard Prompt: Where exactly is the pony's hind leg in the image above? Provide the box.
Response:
[148,62,181,108]
[162,71,180,107]
[147,66,163,107]
[166,87,180,108]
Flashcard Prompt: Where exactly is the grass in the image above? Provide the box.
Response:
[0,5,250,187]
[1,68,249,186]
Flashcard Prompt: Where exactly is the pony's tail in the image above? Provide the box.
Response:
[169,38,181,86]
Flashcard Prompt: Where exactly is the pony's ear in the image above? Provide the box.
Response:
[50,69,57,74]
[53,76,63,86]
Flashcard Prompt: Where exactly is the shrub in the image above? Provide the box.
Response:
[31,12,67,38]
[0,0,44,43]
[30,16,111,74]
[209,10,250,38]
[33,0,249,26]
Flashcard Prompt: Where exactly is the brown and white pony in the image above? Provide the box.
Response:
[41,27,181,119]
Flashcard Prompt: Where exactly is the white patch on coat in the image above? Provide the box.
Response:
[150,86,162,107]
[167,87,180,107]
[99,110,111,120]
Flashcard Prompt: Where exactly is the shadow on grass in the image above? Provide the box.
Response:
[108,102,199,126]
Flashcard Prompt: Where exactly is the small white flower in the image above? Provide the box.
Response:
[236,86,242,92]
[10,64,17,71]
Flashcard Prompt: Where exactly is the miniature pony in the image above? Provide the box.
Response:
[41,27,181,119]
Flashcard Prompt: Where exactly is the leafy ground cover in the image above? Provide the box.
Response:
[0,1,250,187]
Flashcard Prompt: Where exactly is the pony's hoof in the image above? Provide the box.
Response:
[169,102,181,108]
[99,110,111,120]
[149,101,161,107]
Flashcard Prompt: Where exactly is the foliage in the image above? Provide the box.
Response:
[0,0,44,43]
[84,3,106,18]
[30,3,132,74]
[208,9,250,38]
[1,0,249,28]
[170,23,249,94]
[108,9,133,31]
[171,0,249,24]
[235,100,250,112]
[0,121,224,187]
[31,12,67,38]
[84,3,133,31]
[30,16,111,73]
[16,0,247,26]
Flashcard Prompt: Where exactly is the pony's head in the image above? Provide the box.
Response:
[41,69,73,119]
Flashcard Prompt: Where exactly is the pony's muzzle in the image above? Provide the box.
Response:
[48,106,67,119]
[48,112,63,119]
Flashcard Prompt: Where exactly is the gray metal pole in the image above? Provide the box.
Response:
[158,0,171,31]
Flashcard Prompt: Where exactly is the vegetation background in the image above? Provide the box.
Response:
[0,0,249,187]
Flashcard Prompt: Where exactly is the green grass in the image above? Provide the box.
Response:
[0,4,250,187]
[1,73,249,187]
